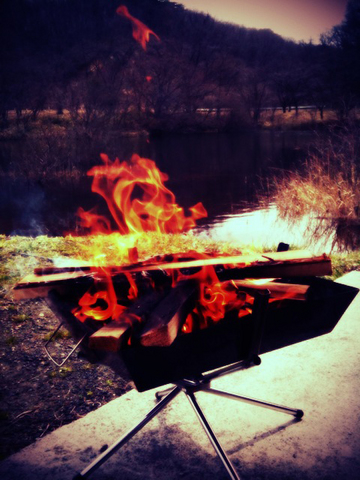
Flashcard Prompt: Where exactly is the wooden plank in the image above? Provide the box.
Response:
[88,319,134,352]
[232,280,309,301]
[138,280,199,347]
[88,290,166,352]
[219,258,332,280]
[27,250,331,277]
[14,250,332,300]
[12,272,92,300]
[34,265,91,275]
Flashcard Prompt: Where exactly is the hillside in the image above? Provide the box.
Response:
[0,0,358,133]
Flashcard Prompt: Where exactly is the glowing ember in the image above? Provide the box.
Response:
[116,5,160,50]
[75,270,126,322]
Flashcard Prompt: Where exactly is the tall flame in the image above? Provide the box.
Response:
[116,5,160,50]
[73,154,210,325]
[78,153,207,235]
[72,155,280,333]
[72,7,253,332]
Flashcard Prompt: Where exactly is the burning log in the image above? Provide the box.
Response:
[48,279,198,352]
[88,290,165,352]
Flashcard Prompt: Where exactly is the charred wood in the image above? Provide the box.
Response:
[88,290,167,352]
[137,280,199,347]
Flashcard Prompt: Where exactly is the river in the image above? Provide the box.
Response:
[1,130,327,250]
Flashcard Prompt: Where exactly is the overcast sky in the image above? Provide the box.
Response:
[179,0,348,43]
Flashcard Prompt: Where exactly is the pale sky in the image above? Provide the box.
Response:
[179,0,348,43]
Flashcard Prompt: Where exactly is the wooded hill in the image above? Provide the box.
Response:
[0,0,359,132]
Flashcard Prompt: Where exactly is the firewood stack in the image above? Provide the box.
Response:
[13,249,332,353]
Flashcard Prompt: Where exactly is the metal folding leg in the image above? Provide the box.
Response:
[73,373,304,480]
[202,386,304,418]
[185,389,241,480]
[176,377,303,480]
[73,385,181,480]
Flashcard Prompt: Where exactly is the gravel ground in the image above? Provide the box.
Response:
[0,288,132,460]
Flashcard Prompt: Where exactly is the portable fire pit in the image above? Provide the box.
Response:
[13,246,358,480]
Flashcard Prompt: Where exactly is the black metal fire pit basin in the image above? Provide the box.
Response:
[46,277,358,392]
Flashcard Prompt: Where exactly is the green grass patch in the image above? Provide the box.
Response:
[43,329,72,342]
[12,314,31,323]
[0,275,11,286]
[329,251,360,279]
[0,232,244,288]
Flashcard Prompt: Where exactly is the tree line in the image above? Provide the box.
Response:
[0,0,359,133]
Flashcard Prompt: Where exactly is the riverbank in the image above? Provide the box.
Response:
[1,108,358,143]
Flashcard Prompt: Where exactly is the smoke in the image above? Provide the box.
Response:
[14,182,47,236]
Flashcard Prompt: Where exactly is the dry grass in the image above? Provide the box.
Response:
[271,125,360,250]
[274,160,359,221]
[259,108,360,129]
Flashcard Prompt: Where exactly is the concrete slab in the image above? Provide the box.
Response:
[1,272,360,480]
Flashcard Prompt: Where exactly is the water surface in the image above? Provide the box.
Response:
[1,130,319,248]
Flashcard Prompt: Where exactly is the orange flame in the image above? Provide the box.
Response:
[73,269,125,322]
[73,267,138,323]
[116,5,160,50]
[78,153,207,235]
[74,155,208,324]
[73,150,298,332]
[166,252,252,331]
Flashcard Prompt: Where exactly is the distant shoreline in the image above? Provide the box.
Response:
[1,108,358,141]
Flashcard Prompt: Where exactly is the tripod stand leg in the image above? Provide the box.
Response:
[185,390,241,480]
[74,385,181,480]
[155,386,176,400]
[202,387,304,418]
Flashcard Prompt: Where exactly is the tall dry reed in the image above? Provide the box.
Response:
[272,125,360,249]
